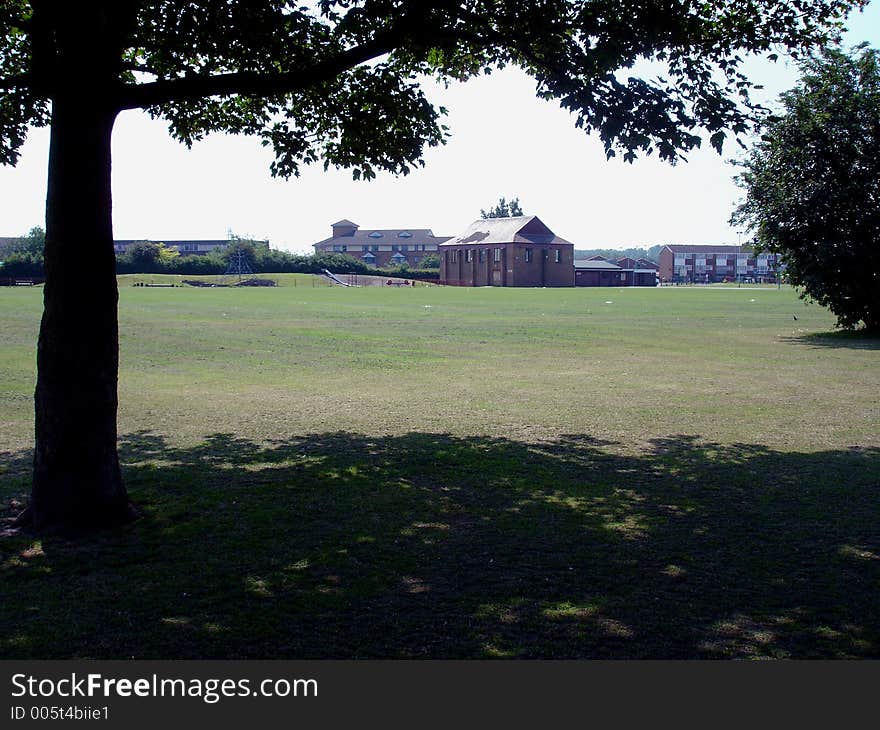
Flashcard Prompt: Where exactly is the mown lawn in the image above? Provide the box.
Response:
[1,279,878,658]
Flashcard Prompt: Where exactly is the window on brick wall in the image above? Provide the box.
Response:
[524,248,532,263]
[554,249,561,263]
[494,248,502,262]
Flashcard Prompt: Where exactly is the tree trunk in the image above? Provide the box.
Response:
[23,95,133,531]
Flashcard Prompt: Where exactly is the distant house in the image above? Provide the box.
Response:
[439,216,575,287]
[574,256,658,287]
[113,239,265,257]
[312,220,450,268]
[658,244,781,283]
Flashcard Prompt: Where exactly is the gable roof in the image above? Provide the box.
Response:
[441,216,572,247]
[314,228,450,249]
[331,219,358,227]
[574,259,622,270]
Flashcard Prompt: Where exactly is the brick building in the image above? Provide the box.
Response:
[439,216,575,287]
[658,244,781,283]
[574,256,658,286]
[313,219,450,268]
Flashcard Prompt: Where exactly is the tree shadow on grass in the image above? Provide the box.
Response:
[782,331,880,350]
[1,431,878,659]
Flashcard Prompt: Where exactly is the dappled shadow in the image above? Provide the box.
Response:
[1,431,878,659]
[782,331,880,350]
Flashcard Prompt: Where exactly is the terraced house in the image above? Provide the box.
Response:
[658,244,782,283]
[313,219,451,268]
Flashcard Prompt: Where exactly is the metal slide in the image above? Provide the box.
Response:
[322,269,352,286]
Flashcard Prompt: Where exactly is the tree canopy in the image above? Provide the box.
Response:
[732,45,880,332]
[481,197,524,219]
[2,1,862,174]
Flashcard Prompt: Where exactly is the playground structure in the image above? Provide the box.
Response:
[322,269,352,286]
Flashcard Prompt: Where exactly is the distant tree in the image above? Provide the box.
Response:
[646,245,664,263]
[0,225,45,258]
[481,197,524,219]
[574,247,650,261]
[16,225,45,255]
[418,253,440,269]
[732,45,880,333]
[0,1,859,531]
[125,241,162,270]
[155,242,179,264]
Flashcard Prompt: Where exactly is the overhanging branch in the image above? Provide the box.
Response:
[118,34,401,110]
[0,73,32,91]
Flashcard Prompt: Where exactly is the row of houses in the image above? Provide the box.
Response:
[657,245,781,283]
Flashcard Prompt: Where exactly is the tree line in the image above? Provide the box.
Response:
[0,231,440,279]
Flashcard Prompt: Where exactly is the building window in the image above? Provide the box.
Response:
[524,248,532,263]
[554,249,561,263]
[479,249,485,263]
[466,250,473,262]
[369,231,383,238]
[494,248,502,262]
[332,245,347,252]
[398,231,412,238]
[451,250,457,263]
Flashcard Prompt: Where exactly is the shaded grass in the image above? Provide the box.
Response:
[1,431,878,659]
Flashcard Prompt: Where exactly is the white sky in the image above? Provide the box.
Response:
[1,4,878,253]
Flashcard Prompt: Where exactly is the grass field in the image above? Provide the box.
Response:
[1,278,878,658]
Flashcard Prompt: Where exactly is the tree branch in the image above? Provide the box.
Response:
[0,73,32,91]
[117,34,401,111]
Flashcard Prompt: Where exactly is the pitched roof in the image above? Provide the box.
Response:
[663,244,751,254]
[574,259,622,270]
[332,219,358,227]
[441,216,572,247]
[314,229,450,249]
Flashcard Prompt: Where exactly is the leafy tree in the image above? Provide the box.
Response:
[574,247,652,261]
[732,45,880,332]
[646,245,664,263]
[0,225,44,258]
[0,250,43,276]
[0,1,859,531]
[124,241,162,270]
[418,253,440,269]
[155,242,179,264]
[481,196,524,219]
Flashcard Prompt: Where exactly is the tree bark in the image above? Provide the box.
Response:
[23,92,133,532]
